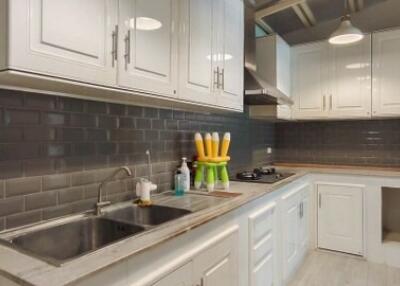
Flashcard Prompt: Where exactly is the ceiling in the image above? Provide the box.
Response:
[255,0,400,45]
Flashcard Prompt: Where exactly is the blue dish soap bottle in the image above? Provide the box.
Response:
[174,169,184,196]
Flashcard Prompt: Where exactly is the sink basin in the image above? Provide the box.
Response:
[9,217,145,265]
[104,205,192,226]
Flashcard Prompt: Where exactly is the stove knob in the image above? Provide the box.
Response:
[270,168,276,174]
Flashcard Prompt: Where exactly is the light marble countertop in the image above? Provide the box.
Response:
[0,164,400,286]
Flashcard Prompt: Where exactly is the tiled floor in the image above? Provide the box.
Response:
[288,251,400,286]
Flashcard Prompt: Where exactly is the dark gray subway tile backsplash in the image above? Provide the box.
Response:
[275,120,400,167]
[1,87,400,231]
[0,88,274,230]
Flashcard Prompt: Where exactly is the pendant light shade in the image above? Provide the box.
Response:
[329,15,364,45]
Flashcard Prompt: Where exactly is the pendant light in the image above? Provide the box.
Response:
[329,0,364,45]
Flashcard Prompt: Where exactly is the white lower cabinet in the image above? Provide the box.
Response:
[281,183,310,283]
[151,262,193,286]
[317,182,364,255]
[193,228,239,286]
[151,226,239,286]
[248,202,277,286]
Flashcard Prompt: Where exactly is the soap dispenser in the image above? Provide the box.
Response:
[180,157,190,192]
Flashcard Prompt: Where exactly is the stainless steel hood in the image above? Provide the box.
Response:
[244,3,293,106]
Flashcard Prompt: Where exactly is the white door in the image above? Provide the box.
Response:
[216,0,244,111]
[178,0,216,104]
[118,0,178,97]
[372,28,400,117]
[281,188,301,281]
[152,262,193,286]
[329,35,372,119]
[248,202,277,286]
[8,0,118,86]
[193,228,239,286]
[317,183,364,255]
[292,42,329,119]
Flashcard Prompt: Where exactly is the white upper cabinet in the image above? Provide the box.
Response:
[118,0,178,97]
[178,0,215,104]
[329,35,372,118]
[256,35,291,120]
[216,0,244,110]
[372,28,400,117]
[292,38,372,120]
[2,0,244,111]
[8,0,118,86]
[292,42,328,119]
[178,0,244,111]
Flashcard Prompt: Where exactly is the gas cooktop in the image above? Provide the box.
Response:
[231,167,295,184]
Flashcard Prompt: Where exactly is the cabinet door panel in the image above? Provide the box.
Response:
[248,202,276,286]
[317,183,364,255]
[284,201,299,276]
[299,191,310,259]
[282,184,310,282]
[292,42,329,119]
[9,0,117,86]
[152,263,193,286]
[252,253,273,286]
[372,29,400,117]
[179,0,216,104]
[194,227,239,286]
[118,0,177,96]
[41,0,102,58]
[282,189,301,281]
[217,0,244,110]
[329,35,372,118]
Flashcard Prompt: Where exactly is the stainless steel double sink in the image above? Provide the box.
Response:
[1,204,192,266]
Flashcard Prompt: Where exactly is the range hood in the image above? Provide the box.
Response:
[243,3,293,106]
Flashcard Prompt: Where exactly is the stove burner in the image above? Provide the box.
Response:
[232,167,294,184]
[254,167,276,176]
[236,171,261,181]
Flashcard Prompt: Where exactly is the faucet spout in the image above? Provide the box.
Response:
[96,166,133,215]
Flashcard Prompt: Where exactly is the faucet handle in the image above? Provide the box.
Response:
[96,201,111,208]
[95,201,111,215]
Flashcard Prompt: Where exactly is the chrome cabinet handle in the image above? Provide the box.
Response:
[213,67,220,89]
[124,30,131,66]
[220,68,225,90]
[299,202,303,218]
[323,95,326,110]
[111,25,119,67]
[318,193,322,208]
[299,202,302,218]
[330,94,333,110]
